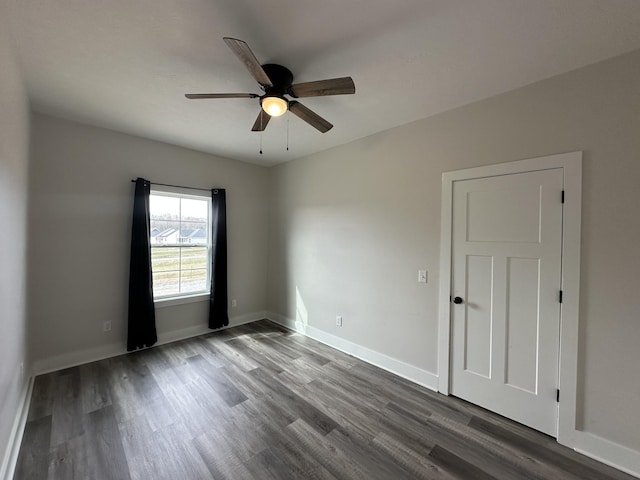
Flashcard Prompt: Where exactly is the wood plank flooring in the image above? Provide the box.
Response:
[14,320,634,479]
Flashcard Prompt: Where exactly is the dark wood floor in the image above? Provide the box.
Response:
[14,320,633,480]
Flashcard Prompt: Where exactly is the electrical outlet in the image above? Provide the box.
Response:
[336,315,343,327]
[418,270,428,283]
[103,321,112,332]
[231,299,237,308]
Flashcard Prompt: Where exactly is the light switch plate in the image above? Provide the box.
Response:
[418,270,428,283]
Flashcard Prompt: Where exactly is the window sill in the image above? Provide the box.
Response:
[154,293,209,309]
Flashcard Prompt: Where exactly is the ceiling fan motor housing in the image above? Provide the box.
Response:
[261,64,294,97]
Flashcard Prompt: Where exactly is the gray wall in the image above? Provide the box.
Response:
[268,49,640,452]
[0,5,30,471]
[28,114,270,369]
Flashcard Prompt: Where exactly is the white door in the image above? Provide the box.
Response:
[450,168,563,436]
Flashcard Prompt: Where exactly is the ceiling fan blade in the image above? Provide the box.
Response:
[289,77,355,98]
[185,93,259,99]
[223,37,273,87]
[289,101,333,133]
[251,109,271,132]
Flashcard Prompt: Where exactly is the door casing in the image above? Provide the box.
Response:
[437,151,582,446]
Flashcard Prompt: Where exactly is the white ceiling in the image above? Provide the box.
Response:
[7,0,640,166]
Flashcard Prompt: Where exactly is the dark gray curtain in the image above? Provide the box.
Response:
[127,177,157,351]
[209,188,229,329]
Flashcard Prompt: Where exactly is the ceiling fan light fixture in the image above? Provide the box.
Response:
[261,96,288,117]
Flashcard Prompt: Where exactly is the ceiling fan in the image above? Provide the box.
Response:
[185,37,355,133]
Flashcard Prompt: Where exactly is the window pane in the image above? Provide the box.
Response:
[151,246,180,272]
[153,271,179,297]
[149,191,210,300]
[181,269,207,293]
[150,194,179,220]
[181,246,208,270]
[150,221,180,245]
[178,223,208,244]
[181,198,208,223]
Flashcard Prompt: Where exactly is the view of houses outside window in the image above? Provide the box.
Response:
[149,191,211,299]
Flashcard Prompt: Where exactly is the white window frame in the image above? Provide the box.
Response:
[149,185,212,306]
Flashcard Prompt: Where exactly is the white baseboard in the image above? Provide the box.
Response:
[0,376,34,480]
[266,311,439,392]
[156,311,266,345]
[573,431,640,478]
[32,311,267,375]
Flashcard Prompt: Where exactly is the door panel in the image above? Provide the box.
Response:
[506,257,540,394]
[464,255,493,378]
[466,186,542,243]
[451,168,563,436]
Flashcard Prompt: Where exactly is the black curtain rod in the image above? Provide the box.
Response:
[130,179,211,192]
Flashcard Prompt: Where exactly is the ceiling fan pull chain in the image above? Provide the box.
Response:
[286,112,290,151]
[259,114,264,154]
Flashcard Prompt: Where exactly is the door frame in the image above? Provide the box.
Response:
[437,151,582,445]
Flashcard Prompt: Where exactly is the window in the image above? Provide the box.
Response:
[149,188,211,300]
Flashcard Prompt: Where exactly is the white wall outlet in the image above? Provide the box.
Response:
[418,270,428,283]
[336,315,343,327]
[103,321,112,332]
[231,299,237,308]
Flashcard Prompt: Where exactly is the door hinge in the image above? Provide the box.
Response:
[561,190,565,204]
[556,389,560,402]
[559,290,563,303]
